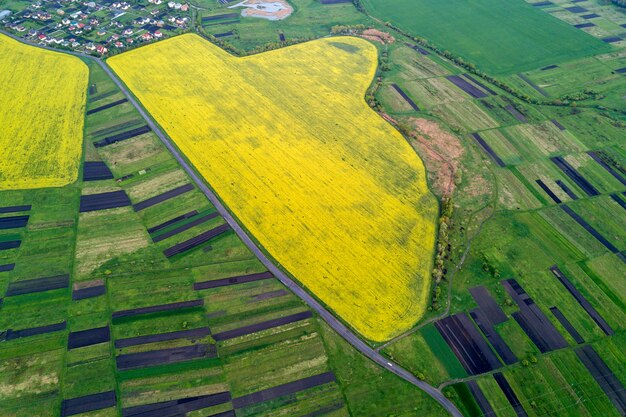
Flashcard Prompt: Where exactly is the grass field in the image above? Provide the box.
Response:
[0,34,88,189]
[109,34,437,342]
[361,0,613,74]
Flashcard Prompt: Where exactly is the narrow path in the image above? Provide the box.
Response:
[1,29,463,417]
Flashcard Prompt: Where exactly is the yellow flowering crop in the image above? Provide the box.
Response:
[0,34,87,190]
[109,34,437,341]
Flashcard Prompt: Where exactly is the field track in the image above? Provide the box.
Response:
[0,30,462,417]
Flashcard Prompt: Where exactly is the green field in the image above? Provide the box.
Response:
[361,0,613,74]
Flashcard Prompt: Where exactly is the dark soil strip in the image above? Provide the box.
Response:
[148,210,198,234]
[582,13,600,19]
[73,285,106,300]
[551,156,599,196]
[0,215,29,230]
[435,313,501,375]
[390,83,420,111]
[0,205,31,214]
[587,151,626,186]
[61,391,117,417]
[404,42,430,55]
[462,74,497,95]
[115,327,210,348]
[574,22,595,28]
[278,33,285,42]
[610,194,626,210]
[232,372,336,408]
[493,373,529,417]
[4,321,67,340]
[549,307,584,344]
[5,274,70,296]
[550,119,566,130]
[319,0,351,3]
[471,133,505,167]
[0,240,21,251]
[556,180,578,200]
[535,179,562,204]
[566,6,587,12]
[517,73,548,97]
[207,412,236,417]
[214,31,234,38]
[469,286,507,324]
[68,326,111,349]
[79,190,131,212]
[470,308,517,365]
[94,125,151,148]
[86,98,128,115]
[550,265,613,335]
[541,65,558,71]
[0,263,15,272]
[467,380,497,417]
[194,271,274,290]
[504,105,528,123]
[202,13,238,21]
[133,183,194,212]
[83,161,114,181]
[122,392,231,417]
[502,279,568,353]
[163,223,230,257]
[560,205,621,255]
[152,212,219,243]
[615,67,626,74]
[446,75,488,98]
[532,1,553,6]
[251,289,289,302]
[576,345,626,416]
[213,311,312,341]
[112,299,204,319]
[116,344,216,370]
[602,36,621,43]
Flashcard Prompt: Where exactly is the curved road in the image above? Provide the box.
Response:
[1,30,463,417]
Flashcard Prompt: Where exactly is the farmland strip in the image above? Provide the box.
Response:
[445,75,488,98]
[0,205,31,213]
[504,105,527,123]
[83,161,114,181]
[163,223,231,257]
[404,42,430,55]
[470,308,517,365]
[560,205,621,256]
[319,0,351,3]
[0,215,29,229]
[556,180,578,200]
[133,183,195,211]
[72,285,106,300]
[61,391,116,417]
[550,156,599,196]
[610,194,626,210]
[462,74,497,95]
[575,345,626,416]
[86,98,128,115]
[213,311,312,341]
[194,271,274,290]
[541,65,558,71]
[5,274,69,296]
[549,307,584,344]
[535,179,561,204]
[152,212,220,242]
[68,326,111,349]
[112,299,204,319]
[468,286,507,324]
[114,327,210,348]
[0,263,15,272]
[208,412,236,417]
[4,321,67,340]
[471,133,505,167]
[587,151,626,186]
[493,373,529,417]
[435,313,501,375]
[116,343,216,370]
[574,22,595,28]
[390,83,420,111]
[550,119,566,130]
[201,13,238,21]
[121,392,231,417]
[232,372,336,408]
[93,125,151,148]
[550,265,613,335]
[502,279,568,353]
[517,73,548,97]
[79,190,131,212]
[0,240,21,250]
[466,380,497,417]
[251,289,289,302]
[89,90,118,102]
[148,210,198,233]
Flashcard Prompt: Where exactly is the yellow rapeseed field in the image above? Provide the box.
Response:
[0,34,87,190]
[109,34,437,341]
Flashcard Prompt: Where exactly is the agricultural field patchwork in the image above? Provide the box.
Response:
[109,34,438,342]
[0,34,87,190]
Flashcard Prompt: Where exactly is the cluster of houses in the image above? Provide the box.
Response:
[2,0,191,55]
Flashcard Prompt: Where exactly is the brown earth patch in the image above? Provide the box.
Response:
[360,29,395,45]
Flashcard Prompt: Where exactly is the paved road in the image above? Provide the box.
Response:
[2,30,463,417]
